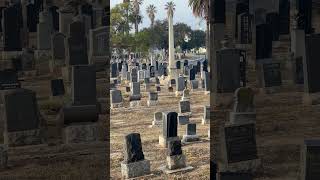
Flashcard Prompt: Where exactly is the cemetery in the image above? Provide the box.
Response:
[110,0,210,179]
[0,0,109,179]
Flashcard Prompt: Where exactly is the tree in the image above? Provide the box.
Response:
[111,3,132,35]
[132,0,143,34]
[146,4,157,28]
[165,1,176,18]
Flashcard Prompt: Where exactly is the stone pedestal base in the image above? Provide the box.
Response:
[121,159,151,179]
[175,91,183,97]
[182,135,199,143]
[167,154,186,170]
[63,123,101,144]
[0,145,7,169]
[151,120,162,127]
[202,118,210,125]
[178,115,189,125]
[111,102,123,109]
[130,101,141,107]
[303,93,320,105]
[218,159,261,173]
[229,112,256,124]
[4,129,44,147]
[159,136,179,148]
[147,100,158,107]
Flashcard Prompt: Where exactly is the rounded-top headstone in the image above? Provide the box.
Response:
[233,87,254,112]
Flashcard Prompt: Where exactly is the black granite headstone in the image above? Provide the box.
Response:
[167,139,182,156]
[163,112,178,138]
[224,123,258,163]
[51,79,65,96]
[123,133,145,163]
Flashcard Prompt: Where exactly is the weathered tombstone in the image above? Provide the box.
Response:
[67,20,88,65]
[300,139,320,180]
[229,87,256,124]
[1,89,44,146]
[138,70,145,82]
[303,34,320,105]
[2,4,22,51]
[182,123,199,143]
[179,100,191,115]
[111,63,118,78]
[150,66,155,77]
[159,112,179,148]
[181,89,190,101]
[88,27,109,71]
[129,82,141,107]
[176,61,181,69]
[72,65,96,106]
[166,140,186,170]
[50,79,65,97]
[202,106,210,124]
[110,89,123,108]
[219,123,260,172]
[0,70,20,90]
[152,112,162,127]
[37,9,52,50]
[190,80,198,90]
[175,76,185,96]
[147,92,158,106]
[189,68,196,81]
[130,68,138,83]
[262,63,282,88]
[51,33,66,69]
[121,133,151,179]
[58,4,74,36]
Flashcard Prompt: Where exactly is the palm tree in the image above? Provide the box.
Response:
[165,1,176,18]
[188,0,209,58]
[146,4,157,28]
[132,0,143,34]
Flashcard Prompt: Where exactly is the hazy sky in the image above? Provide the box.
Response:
[110,0,206,30]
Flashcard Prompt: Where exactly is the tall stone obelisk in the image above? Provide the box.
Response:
[167,3,176,80]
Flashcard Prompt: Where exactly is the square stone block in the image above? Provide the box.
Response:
[167,154,186,170]
[63,123,101,144]
[178,115,189,125]
[121,159,150,179]
[4,129,44,147]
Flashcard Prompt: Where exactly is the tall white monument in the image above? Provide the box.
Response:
[166,2,176,80]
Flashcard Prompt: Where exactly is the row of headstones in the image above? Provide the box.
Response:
[121,112,197,179]
[1,1,108,51]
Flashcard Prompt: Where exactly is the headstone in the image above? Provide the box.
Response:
[121,133,150,179]
[152,112,163,127]
[263,63,282,88]
[190,80,198,90]
[166,139,187,170]
[51,79,65,96]
[300,139,320,180]
[130,68,138,83]
[110,89,123,104]
[51,32,66,62]
[179,100,191,114]
[176,76,185,92]
[0,70,20,90]
[37,9,52,50]
[72,65,96,105]
[88,26,108,69]
[182,123,199,143]
[202,106,210,124]
[67,20,88,65]
[1,89,43,146]
[159,112,179,147]
[181,89,190,101]
[3,4,22,51]
[256,24,272,60]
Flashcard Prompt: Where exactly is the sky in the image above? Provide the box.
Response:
[110,0,206,30]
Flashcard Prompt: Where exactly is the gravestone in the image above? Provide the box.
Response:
[58,4,74,36]
[1,89,43,146]
[3,4,22,51]
[51,32,66,63]
[300,140,320,180]
[220,123,259,171]
[152,112,162,127]
[159,112,179,147]
[266,12,280,41]
[182,123,199,143]
[51,79,65,96]
[189,68,196,81]
[37,9,52,50]
[121,133,150,179]
[256,24,272,60]
[190,80,198,90]
[204,71,210,92]
[179,100,191,114]
[130,68,138,83]
[202,106,210,124]
[176,61,181,69]
[0,70,20,90]
[67,20,88,65]
[181,89,190,101]
[263,63,282,88]
[72,65,96,106]
[110,89,123,108]
[229,87,256,124]
[89,26,108,70]
[111,63,117,78]
[147,92,158,106]
[176,76,185,96]
[166,139,187,170]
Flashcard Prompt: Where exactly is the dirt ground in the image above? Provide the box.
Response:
[110,82,210,179]
[0,72,108,180]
